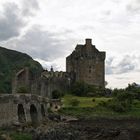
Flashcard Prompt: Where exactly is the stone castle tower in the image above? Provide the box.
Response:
[66,39,106,87]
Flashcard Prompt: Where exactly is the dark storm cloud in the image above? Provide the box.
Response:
[0,3,25,41]
[106,55,136,75]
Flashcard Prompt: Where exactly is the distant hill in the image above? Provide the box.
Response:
[0,46,43,93]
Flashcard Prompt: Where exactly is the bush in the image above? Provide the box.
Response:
[111,102,126,112]
[68,99,80,107]
[87,92,96,97]
[71,82,89,96]
[116,92,134,103]
[71,81,105,97]
[52,90,64,99]
[98,101,107,107]
[105,98,132,112]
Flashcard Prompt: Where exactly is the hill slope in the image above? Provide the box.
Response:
[0,46,43,93]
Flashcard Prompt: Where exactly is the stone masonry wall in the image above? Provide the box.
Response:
[66,39,106,87]
[0,94,49,127]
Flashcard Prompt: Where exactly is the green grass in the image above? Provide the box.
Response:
[0,131,32,140]
[60,95,140,119]
[11,133,32,140]
[62,94,111,107]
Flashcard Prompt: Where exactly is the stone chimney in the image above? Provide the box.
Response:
[85,38,92,47]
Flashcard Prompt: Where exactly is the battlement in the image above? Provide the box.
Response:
[41,70,69,79]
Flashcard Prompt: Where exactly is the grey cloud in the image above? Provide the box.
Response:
[0,3,25,41]
[116,77,129,80]
[106,55,136,75]
[5,25,69,61]
[0,0,40,42]
[102,10,111,16]
[22,0,40,16]
[105,57,114,75]
[117,56,135,73]
[126,0,140,13]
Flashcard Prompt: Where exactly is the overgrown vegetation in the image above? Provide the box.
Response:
[0,130,32,140]
[11,133,32,140]
[52,90,64,99]
[70,81,107,97]
[104,83,140,112]
[60,83,140,118]
[60,95,140,118]
[0,47,43,93]
[68,98,80,107]
[99,91,134,112]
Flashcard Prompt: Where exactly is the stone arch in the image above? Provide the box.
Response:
[17,104,26,123]
[41,104,45,118]
[30,104,38,124]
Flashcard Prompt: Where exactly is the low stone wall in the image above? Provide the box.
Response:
[0,94,49,127]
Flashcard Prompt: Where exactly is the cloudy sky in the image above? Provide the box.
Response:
[0,0,140,88]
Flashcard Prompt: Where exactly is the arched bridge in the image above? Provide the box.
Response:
[0,94,49,126]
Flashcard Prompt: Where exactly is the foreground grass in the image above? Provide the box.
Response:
[11,133,32,140]
[0,131,32,140]
[60,95,140,119]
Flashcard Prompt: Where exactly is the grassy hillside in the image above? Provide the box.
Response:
[0,46,43,93]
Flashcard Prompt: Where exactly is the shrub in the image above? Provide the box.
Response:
[87,92,96,97]
[98,101,107,107]
[71,82,89,96]
[52,90,64,99]
[71,81,106,97]
[92,98,96,102]
[111,102,126,112]
[68,99,80,107]
[105,99,132,112]
[116,92,134,103]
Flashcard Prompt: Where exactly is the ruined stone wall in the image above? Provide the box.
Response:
[40,71,70,98]
[0,95,17,126]
[12,68,30,94]
[66,39,106,87]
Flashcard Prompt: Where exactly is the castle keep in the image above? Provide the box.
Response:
[0,38,106,126]
[66,39,106,87]
[12,38,106,97]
